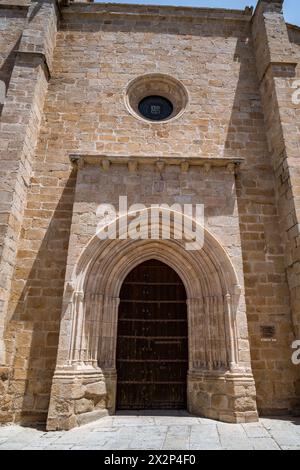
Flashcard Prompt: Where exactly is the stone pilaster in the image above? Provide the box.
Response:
[0,1,58,366]
[46,287,113,431]
[252,0,300,340]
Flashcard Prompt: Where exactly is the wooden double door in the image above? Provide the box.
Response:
[116,259,188,410]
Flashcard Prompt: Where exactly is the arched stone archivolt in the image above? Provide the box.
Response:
[47,210,258,431]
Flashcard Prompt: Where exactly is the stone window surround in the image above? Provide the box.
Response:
[124,74,189,124]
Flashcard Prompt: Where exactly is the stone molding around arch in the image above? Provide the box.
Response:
[46,210,258,431]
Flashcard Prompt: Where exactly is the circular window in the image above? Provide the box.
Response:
[125,74,189,124]
[138,95,174,121]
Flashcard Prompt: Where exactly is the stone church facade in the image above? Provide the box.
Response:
[0,0,300,431]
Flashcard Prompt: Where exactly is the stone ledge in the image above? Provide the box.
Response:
[188,371,255,380]
[69,154,244,173]
[259,60,298,84]
[15,50,51,81]
[51,367,105,380]
[62,3,253,23]
[0,2,29,11]
[287,22,300,32]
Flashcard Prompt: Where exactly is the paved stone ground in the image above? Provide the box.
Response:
[0,412,300,450]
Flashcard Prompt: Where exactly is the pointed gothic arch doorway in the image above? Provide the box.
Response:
[116,259,188,410]
[48,211,259,430]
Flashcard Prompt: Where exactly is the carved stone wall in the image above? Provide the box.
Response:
[0,0,299,427]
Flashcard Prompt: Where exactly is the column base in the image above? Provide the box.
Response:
[47,366,110,431]
[187,370,259,423]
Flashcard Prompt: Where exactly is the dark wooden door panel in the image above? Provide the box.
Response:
[119,301,186,320]
[117,259,188,410]
[117,384,187,410]
[117,338,188,361]
[125,260,182,283]
[121,284,186,301]
[117,360,188,382]
[118,320,188,337]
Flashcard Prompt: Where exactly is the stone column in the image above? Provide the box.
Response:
[187,298,204,370]
[188,296,230,372]
[224,293,239,373]
[47,288,110,431]
[187,293,258,423]
[98,295,119,413]
[0,0,58,366]
[98,295,120,371]
[252,0,300,339]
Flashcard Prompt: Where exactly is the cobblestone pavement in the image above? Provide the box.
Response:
[0,412,300,450]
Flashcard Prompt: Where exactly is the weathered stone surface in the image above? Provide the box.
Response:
[76,410,109,427]
[212,395,229,410]
[84,382,107,400]
[74,399,93,415]
[0,0,299,431]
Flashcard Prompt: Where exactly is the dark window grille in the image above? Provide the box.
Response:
[138,95,174,121]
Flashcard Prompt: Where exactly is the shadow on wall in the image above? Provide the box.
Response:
[4,172,76,425]
[224,35,299,414]
[0,35,22,118]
